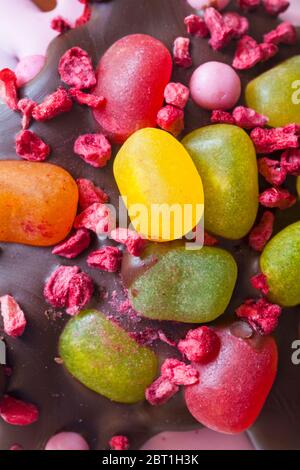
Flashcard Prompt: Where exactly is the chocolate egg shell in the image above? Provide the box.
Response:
[0,0,299,450]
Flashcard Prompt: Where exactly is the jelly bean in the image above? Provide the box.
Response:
[0,161,78,246]
[182,124,258,239]
[59,310,158,404]
[260,221,300,307]
[245,56,300,128]
[114,128,204,241]
[122,244,237,323]
[185,325,278,433]
[93,34,172,143]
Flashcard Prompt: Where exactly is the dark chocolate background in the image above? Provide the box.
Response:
[0,0,299,450]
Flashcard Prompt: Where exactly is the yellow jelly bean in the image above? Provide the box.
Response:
[114,128,204,241]
[0,161,78,246]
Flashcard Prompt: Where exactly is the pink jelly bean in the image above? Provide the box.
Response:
[184,325,278,434]
[45,432,90,450]
[93,34,172,144]
[190,61,241,110]
[15,55,46,87]
[187,0,230,10]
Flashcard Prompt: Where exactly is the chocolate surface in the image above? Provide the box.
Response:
[0,0,300,450]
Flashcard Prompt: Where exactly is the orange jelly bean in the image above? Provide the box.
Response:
[0,161,78,246]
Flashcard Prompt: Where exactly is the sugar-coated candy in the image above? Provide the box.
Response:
[187,0,230,8]
[45,432,90,451]
[93,34,172,143]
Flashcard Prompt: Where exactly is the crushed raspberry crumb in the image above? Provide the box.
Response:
[161,358,199,386]
[204,231,219,246]
[262,0,290,16]
[178,326,221,364]
[249,211,275,252]
[66,271,94,315]
[32,87,72,121]
[258,157,287,186]
[15,130,50,162]
[74,203,113,235]
[184,14,209,38]
[259,187,296,210]
[211,110,235,125]
[237,0,260,9]
[50,16,72,33]
[0,395,39,426]
[145,376,179,406]
[58,47,96,90]
[157,105,184,136]
[280,149,300,175]
[157,330,177,347]
[164,82,189,110]
[0,295,27,338]
[250,124,300,153]
[204,7,233,51]
[17,98,36,130]
[75,2,92,27]
[232,106,269,129]
[236,298,282,335]
[173,37,192,68]
[223,12,249,39]
[77,178,109,210]
[130,328,158,346]
[74,133,111,168]
[69,88,105,108]
[52,229,91,259]
[87,246,122,272]
[264,22,297,45]
[110,228,146,257]
[109,435,129,451]
[0,68,18,110]
[251,273,269,295]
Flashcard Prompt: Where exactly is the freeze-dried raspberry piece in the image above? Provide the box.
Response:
[259,42,278,62]
[58,47,96,90]
[236,298,281,335]
[44,266,80,309]
[77,178,109,210]
[249,211,275,252]
[178,326,221,364]
[0,68,18,110]
[75,2,92,27]
[204,7,233,51]
[145,376,179,406]
[232,106,269,129]
[157,105,184,136]
[184,14,209,38]
[69,88,105,108]
[258,157,287,186]
[280,149,300,175]
[259,187,296,210]
[211,110,235,125]
[17,98,36,130]
[0,295,27,338]
[164,82,189,110]
[0,395,39,426]
[74,203,113,235]
[109,435,129,451]
[173,37,192,68]
[87,246,122,272]
[52,229,91,259]
[32,88,72,121]
[264,22,297,45]
[74,133,111,168]
[232,36,262,70]
[223,12,249,39]
[66,272,94,315]
[51,16,72,33]
[204,231,219,246]
[250,125,300,153]
[251,273,269,295]
[110,228,146,256]
[237,0,260,9]
[262,0,289,15]
[15,130,50,162]
[161,358,199,386]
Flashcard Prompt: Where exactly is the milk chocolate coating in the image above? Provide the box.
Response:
[0,0,299,450]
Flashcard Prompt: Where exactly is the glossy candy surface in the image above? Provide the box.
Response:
[93,34,172,143]
[185,325,278,434]
[246,56,300,128]
[182,124,258,239]
[114,128,204,241]
[59,310,158,404]
[0,161,78,246]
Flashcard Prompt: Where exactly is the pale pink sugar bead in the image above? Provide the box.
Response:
[187,0,230,10]
[15,55,46,87]
[190,61,241,111]
[45,432,89,451]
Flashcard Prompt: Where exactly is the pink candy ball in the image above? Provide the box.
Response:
[15,55,46,88]
[45,432,90,451]
[190,61,241,111]
[187,0,230,10]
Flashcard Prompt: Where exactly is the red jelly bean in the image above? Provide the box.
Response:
[184,326,278,433]
[93,34,172,144]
